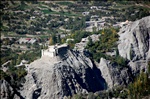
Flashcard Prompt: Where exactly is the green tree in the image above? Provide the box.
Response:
[148,61,150,74]
[128,71,150,99]
[49,34,57,45]
[49,36,53,45]
[87,37,93,47]
[57,34,61,44]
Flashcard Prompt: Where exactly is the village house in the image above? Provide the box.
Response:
[113,20,131,28]
[18,38,37,44]
[85,20,105,32]
[75,34,100,51]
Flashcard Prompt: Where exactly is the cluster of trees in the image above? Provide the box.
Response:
[48,30,92,48]
[49,34,61,45]
[128,72,150,98]
[70,31,91,43]
[86,28,120,62]
[0,65,27,91]
[1,43,41,67]
[1,45,42,90]
[67,30,92,49]
[128,62,150,99]
[0,38,17,45]
[84,28,128,68]
[1,26,43,69]
[64,17,86,31]
[120,6,150,21]
[1,48,18,67]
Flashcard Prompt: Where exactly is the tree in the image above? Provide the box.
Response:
[148,61,150,74]
[57,34,61,44]
[116,48,119,56]
[128,71,150,99]
[49,36,53,45]
[52,34,57,44]
[49,34,57,45]
[87,37,93,47]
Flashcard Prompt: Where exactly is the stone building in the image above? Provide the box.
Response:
[41,44,68,57]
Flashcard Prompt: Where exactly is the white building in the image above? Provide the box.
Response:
[85,20,105,32]
[41,45,57,57]
[18,38,36,44]
[41,44,68,57]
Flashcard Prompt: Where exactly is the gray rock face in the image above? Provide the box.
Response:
[0,79,24,99]
[97,58,131,89]
[20,50,106,99]
[128,60,148,76]
[118,16,150,75]
[0,80,14,99]
[118,16,150,61]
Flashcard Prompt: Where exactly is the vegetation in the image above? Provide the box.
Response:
[67,30,92,49]
[0,65,27,89]
[56,1,74,6]
[128,71,150,99]
[63,17,86,31]
[6,65,27,88]
[1,44,41,66]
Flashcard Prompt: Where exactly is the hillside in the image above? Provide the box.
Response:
[1,16,150,99]
[0,1,150,99]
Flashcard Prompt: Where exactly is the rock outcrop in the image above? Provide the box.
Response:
[19,50,106,99]
[118,16,150,61]
[0,80,14,99]
[0,80,22,99]
[118,16,150,74]
[97,58,132,89]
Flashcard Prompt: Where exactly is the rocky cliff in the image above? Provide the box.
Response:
[97,58,132,89]
[118,16,150,60]
[118,16,150,75]
[18,46,135,99]
[19,50,107,99]
[0,80,14,99]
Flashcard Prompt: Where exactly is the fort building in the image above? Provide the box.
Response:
[41,44,68,57]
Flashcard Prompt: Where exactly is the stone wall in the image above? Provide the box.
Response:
[41,44,68,58]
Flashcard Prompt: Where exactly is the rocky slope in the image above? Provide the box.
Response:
[19,49,132,99]
[97,58,132,89]
[19,50,107,99]
[0,80,14,99]
[118,16,150,61]
[118,16,150,75]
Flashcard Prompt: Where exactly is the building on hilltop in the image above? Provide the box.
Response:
[41,45,57,57]
[41,44,68,57]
